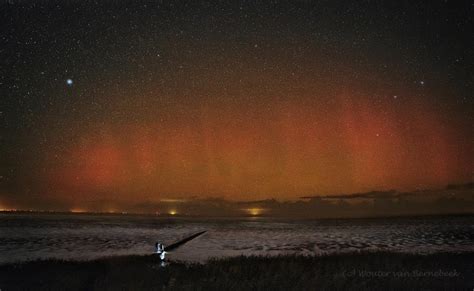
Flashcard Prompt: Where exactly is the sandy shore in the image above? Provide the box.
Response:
[1,252,473,290]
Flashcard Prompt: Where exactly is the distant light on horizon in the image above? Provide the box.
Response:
[169,210,177,216]
[0,205,16,212]
[245,208,267,216]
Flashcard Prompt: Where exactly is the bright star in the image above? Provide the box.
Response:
[66,79,73,86]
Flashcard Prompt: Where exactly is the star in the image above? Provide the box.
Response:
[419,80,425,86]
[66,79,73,86]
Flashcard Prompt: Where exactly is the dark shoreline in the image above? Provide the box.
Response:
[1,210,473,221]
[1,252,473,290]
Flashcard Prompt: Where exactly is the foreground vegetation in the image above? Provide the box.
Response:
[0,252,472,290]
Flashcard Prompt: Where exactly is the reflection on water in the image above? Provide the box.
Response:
[0,214,472,264]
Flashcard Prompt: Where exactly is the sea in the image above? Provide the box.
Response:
[0,213,472,264]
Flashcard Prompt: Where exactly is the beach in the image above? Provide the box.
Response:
[1,214,472,290]
[2,213,472,264]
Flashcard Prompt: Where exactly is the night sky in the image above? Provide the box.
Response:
[1,0,473,210]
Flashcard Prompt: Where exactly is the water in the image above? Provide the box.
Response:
[0,213,472,264]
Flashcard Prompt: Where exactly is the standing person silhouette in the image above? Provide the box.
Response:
[155,243,167,260]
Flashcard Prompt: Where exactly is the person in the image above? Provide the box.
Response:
[155,242,166,260]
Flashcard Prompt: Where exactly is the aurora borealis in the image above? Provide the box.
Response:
[1,0,472,211]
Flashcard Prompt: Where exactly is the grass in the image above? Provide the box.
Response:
[0,252,473,290]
